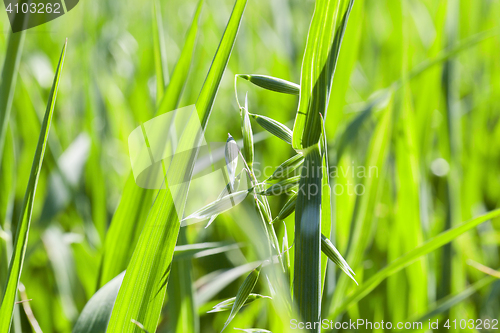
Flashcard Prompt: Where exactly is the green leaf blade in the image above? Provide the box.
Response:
[98,0,204,288]
[292,0,355,150]
[293,146,322,330]
[0,39,67,332]
[106,1,247,331]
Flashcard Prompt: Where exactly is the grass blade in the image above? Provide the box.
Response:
[320,234,356,284]
[157,0,204,114]
[411,275,497,324]
[167,229,197,333]
[292,0,355,150]
[98,0,204,287]
[106,1,247,331]
[330,100,393,312]
[0,40,67,332]
[152,0,169,103]
[329,209,500,318]
[73,272,125,333]
[291,1,355,328]
[294,146,322,328]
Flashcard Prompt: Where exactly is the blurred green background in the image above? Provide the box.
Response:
[0,0,500,332]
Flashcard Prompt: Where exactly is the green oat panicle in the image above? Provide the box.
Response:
[249,113,293,144]
[237,74,300,95]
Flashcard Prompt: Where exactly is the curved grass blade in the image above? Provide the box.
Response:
[99,0,204,287]
[221,264,262,332]
[106,1,248,331]
[321,234,356,284]
[74,242,238,332]
[329,209,500,319]
[237,74,299,95]
[0,40,67,332]
[249,113,292,144]
[196,262,258,305]
[73,272,125,333]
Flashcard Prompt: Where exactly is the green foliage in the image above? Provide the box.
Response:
[1,0,500,332]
